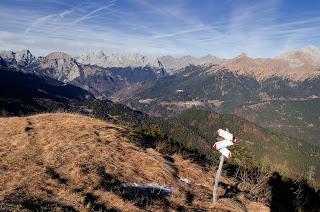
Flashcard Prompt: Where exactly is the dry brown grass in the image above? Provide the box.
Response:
[0,113,270,211]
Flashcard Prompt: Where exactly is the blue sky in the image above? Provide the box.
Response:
[0,0,319,58]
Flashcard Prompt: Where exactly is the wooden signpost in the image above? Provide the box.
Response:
[212,129,236,203]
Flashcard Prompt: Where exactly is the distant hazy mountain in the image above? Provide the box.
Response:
[2,45,320,82]
[278,45,320,67]
[220,52,320,81]
[78,50,223,74]
[78,50,161,68]
[158,54,224,73]
[77,46,320,78]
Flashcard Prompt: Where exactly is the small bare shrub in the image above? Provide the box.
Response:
[235,166,272,204]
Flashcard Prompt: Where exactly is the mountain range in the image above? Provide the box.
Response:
[1,45,320,144]
[77,50,223,74]
[1,44,320,78]
[77,45,320,78]
[1,45,319,99]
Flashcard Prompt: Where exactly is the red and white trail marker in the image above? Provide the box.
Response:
[212,129,236,203]
[217,129,236,143]
[218,147,232,159]
[213,139,234,151]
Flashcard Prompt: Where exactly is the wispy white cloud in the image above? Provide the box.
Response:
[0,0,319,58]
[152,26,209,39]
[24,1,117,35]
[58,9,73,19]
[25,14,56,34]
[71,1,117,24]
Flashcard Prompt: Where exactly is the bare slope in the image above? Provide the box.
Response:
[0,113,268,211]
[220,52,320,81]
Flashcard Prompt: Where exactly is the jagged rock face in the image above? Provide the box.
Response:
[32,52,81,82]
[78,50,166,76]
[77,50,107,67]
[78,50,223,74]
[15,49,35,66]
[78,50,161,68]
[0,49,35,67]
[107,53,159,68]
[0,51,16,65]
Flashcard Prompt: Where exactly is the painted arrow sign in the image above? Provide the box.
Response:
[214,129,236,159]
[213,139,234,151]
[218,147,232,159]
[217,129,236,143]
[213,139,233,159]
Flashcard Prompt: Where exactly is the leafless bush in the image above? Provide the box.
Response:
[234,166,272,204]
[292,178,305,209]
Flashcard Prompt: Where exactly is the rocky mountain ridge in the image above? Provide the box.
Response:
[2,45,320,80]
[27,52,82,82]
[78,50,161,69]
[0,49,35,67]
[77,50,224,74]
[219,52,320,81]
[77,45,320,79]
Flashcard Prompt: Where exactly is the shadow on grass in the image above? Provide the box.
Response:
[1,189,76,211]
[46,167,68,184]
[270,172,320,212]
[96,165,172,208]
[83,192,119,211]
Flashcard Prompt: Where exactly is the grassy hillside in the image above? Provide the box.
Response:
[0,113,274,211]
[0,68,92,116]
[159,109,320,184]
[1,113,319,211]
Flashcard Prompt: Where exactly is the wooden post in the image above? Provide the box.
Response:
[212,153,225,203]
